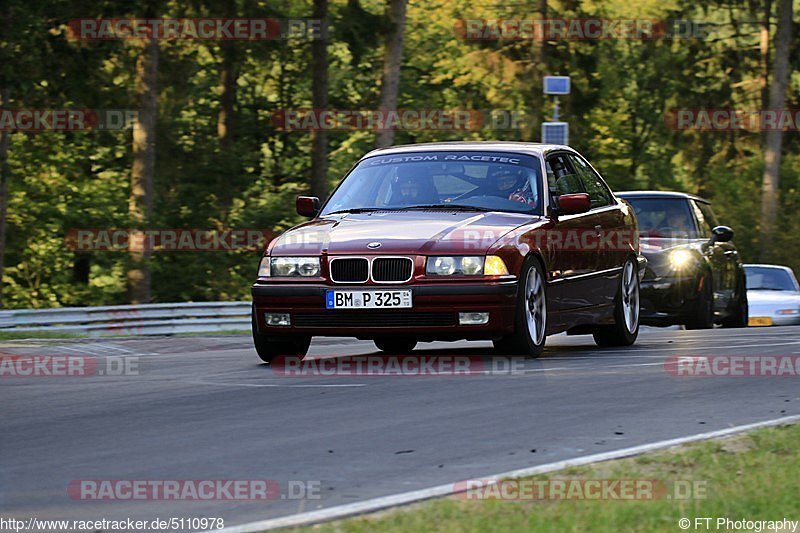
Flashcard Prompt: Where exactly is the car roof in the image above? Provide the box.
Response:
[616,190,709,203]
[359,141,573,160]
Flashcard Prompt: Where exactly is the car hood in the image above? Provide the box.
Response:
[268,210,538,255]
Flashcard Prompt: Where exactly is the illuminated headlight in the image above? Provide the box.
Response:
[669,249,696,270]
[269,257,320,277]
[425,256,509,276]
[777,309,799,315]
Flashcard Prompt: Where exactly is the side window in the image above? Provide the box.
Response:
[689,200,714,238]
[546,154,584,196]
[569,155,613,208]
[694,201,720,234]
[690,201,714,238]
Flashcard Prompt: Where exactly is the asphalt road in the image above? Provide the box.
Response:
[3,326,800,530]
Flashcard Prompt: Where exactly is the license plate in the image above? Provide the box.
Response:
[748,316,773,327]
[326,290,412,309]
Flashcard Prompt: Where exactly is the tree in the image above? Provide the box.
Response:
[128,21,160,304]
[217,0,237,150]
[375,0,407,148]
[310,0,330,200]
[759,0,792,261]
[0,88,8,308]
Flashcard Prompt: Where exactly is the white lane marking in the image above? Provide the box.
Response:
[54,344,158,357]
[215,414,800,532]
[185,380,365,389]
[571,340,800,355]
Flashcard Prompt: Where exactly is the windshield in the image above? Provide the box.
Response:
[321,151,544,216]
[623,197,701,239]
[746,267,799,291]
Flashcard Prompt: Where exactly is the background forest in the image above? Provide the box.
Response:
[0,0,798,308]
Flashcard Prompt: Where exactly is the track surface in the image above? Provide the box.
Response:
[3,326,800,529]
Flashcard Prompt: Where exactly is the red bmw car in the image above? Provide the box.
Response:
[252,142,643,361]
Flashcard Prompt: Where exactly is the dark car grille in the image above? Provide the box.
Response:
[372,257,413,282]
[293,312,456,328]
[330,258,369,283]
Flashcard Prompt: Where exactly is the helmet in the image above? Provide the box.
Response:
[491,166,525,193]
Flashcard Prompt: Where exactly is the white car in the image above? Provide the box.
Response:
[745,264,800,326]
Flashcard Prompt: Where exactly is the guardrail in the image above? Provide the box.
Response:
[0,301,252,337]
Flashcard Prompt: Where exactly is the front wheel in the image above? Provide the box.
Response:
[721,271,748,328]
[493,258,547,358]
[252,312,310,364]
[684,273,714,330]
[593,258,640,347]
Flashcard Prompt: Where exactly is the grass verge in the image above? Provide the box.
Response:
[306,422,800,533]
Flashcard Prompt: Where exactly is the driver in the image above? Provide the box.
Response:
[491,167,536,208]
[661,211,691,237]
[391,172,429,205]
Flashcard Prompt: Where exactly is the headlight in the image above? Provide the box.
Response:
[257,256,270,277]
[669,249,696,270]
[268,257,320,277]
[425,256,509,277]
[428,256,460,276]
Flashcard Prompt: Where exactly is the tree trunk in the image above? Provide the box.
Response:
[758,0,772,111]
[0,88,9,308]
[128,36,159,304]
[375,0,407,148]
[758,0,792,261]
[310,0,330,200]
[217,0,237,149]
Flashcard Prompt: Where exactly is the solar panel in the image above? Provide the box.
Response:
[543,76,570,95]
[541,122,569,145]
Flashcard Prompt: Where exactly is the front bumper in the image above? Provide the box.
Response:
[252,281,518,340]
[748,307,800,327]
[639,275,701,325]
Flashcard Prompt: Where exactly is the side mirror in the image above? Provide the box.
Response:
[710,225,734,244]
[296,196,320,217]
[556,193,591,216]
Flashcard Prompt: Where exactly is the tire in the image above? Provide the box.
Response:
[493,257,547,358]
[721,271,749,328]
[251,312,310,364]
[374,337,417,354]
[684,273,714,330]
[593,258,640,347]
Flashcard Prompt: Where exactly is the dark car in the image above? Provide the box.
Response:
[252,142,643,362]
[617,191,748,329]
